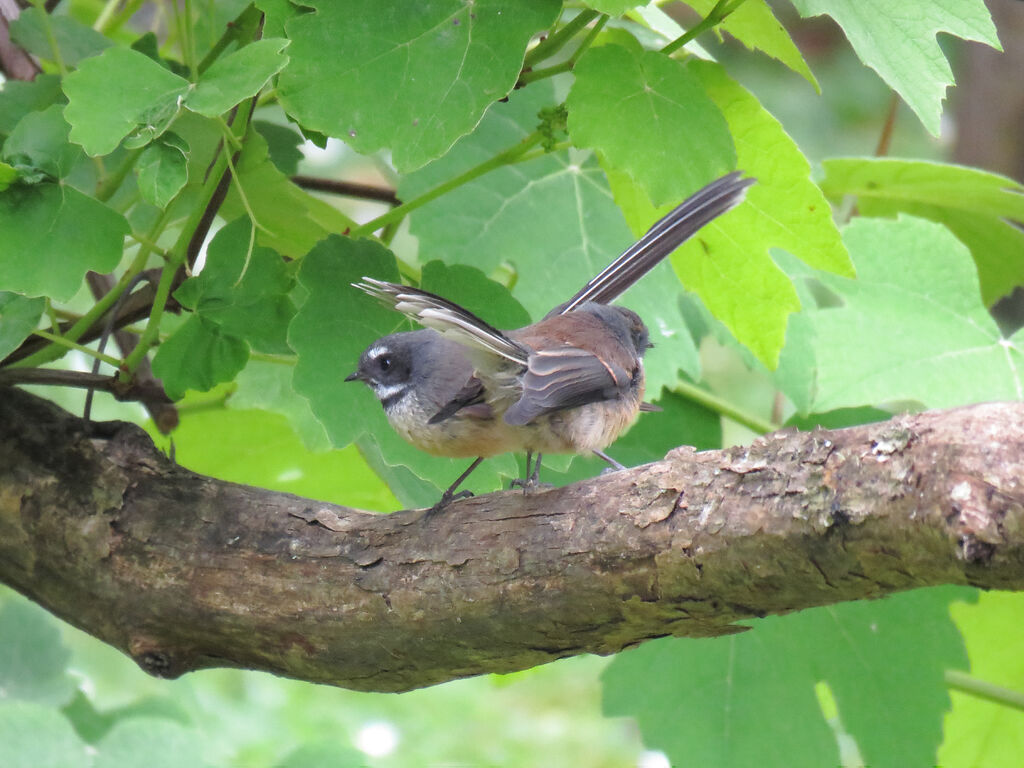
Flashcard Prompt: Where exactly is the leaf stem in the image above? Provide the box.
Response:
[661,0,748,56]
[519,14,607,86]
[350,131,545,238]
[31,330,123,368]
[524,9,599,68]
[673,378,777,435]
[946,670,1024,711]
[95,148,144,203]
[94,0,145,34]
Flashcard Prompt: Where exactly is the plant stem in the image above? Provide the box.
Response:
[95,148,144,203]
[31,330,123,368]
[674,378,776,435]
[122,152,229,374]
[661,0,748,56]
[95,0,145,34]
[946,670,1024,711]
[350,131,545,238]
[518,14,607,86]
[30,0,66,75]
[524,9,599,68]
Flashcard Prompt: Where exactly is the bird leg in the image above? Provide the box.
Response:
[428,456,484,514]
[593,449,626,472]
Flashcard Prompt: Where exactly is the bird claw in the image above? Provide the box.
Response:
[426,488,474,515]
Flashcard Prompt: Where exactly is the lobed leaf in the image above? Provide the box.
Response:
[135,133,189,208]
[185,38,290,117]
[821,157,1024,306]
[803,215,1024,411]
[790,0,1000,136]
[603,588,969,768]
[0,183,128,301]
[63,46,189,156]
[567,42,735,205]
[277,0,560,171]
[0,292,45,362]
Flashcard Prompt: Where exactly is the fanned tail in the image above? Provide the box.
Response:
[555,171,755,315]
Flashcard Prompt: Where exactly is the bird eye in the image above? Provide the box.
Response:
[379,356,392,371]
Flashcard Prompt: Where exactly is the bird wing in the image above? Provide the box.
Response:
[503,347,633,426]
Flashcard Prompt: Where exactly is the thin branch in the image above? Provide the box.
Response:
[290,176,399,206]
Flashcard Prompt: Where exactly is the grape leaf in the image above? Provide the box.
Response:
[821,157,1024,306]
[940,592,1024,767]
[681,0,818,89]
[9,7,112,66]
[789,0,999,136]
[0,600,76,706]
[402,83,701,393]
[0,75,64,137]
[0,701,90,768]
[151,316,250,399]
[135,132,189,208]
[567,42,735,205]
[277,0,560,171]
[804,215,1024,411]
[184,38,290,117]
[2,104,82,181]
[587,1,640,14]
[63,46,190,156]
[610,60,851,368]
[253,120,304,175]
[0,183,129,301]
[603,588,969,768]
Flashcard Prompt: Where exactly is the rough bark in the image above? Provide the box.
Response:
[1,387,1022,693]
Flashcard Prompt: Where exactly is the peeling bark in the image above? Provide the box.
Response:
[1,387,1023,692]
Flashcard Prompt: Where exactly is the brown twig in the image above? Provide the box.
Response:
[290,175,399,206]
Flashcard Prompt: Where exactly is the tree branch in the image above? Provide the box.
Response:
[1,387,1022,693]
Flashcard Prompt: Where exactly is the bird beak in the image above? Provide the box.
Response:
[344,371,361,382]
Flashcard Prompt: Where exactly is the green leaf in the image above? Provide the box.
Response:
[253,120,304,175]
[603,588,969,767]
[151,315,250,399]
[940,592,1024,767]
[402,83,701,393]
[0,701,90,768]
[135,133,189,208]
[790,0,999,135]
[0,600,76,706]
[568,43,735,205]
[174,217,296,354]
[94,717,204,768]
[804,215,1024,411]
[63,46,189,156]
[218,130,354,258]
[0,183,129,301]
[184,38,290,117]
[9,7,113,66]
[2,104,83,181]
[0,75,64,137]
[610,60,851,368]
[0,292,47,359]
[821,158,1024,306]
[681,0,818,89]
[255,0,301,38]
[277,0,561,171]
